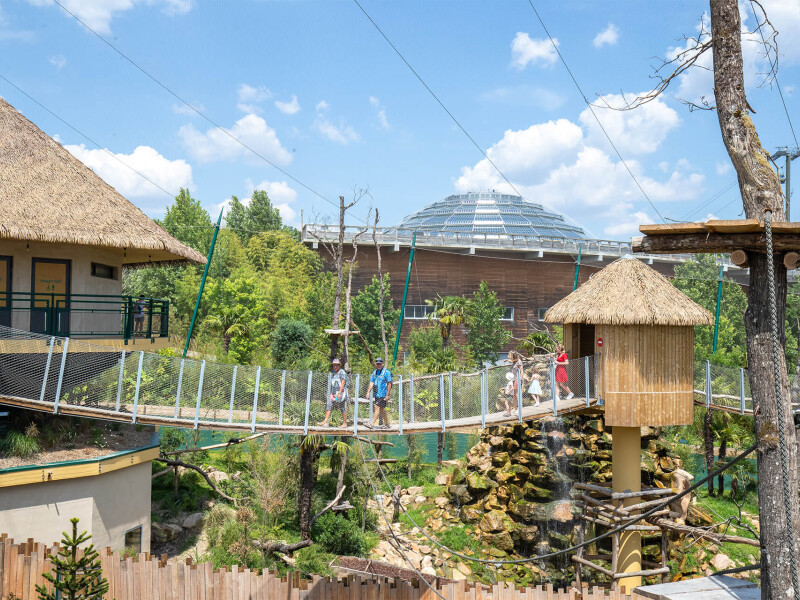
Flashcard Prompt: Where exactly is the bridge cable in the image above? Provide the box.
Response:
[763,211,800,598]
[355,437,756,565]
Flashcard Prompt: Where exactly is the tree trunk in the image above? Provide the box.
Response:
[717,435,727,497]
[710,1,800,595]
[336,441,347,496]
[298,437,320,540]
[407,435,414,480]
[372,210,390,363]
[704,409,715,496]
[222,334,231,354]
[437,431,444,467]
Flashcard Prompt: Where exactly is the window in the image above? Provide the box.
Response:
[500,307,514,321]
[538,307,550,322]
[91,263,116,280]
[404,305,434,319]
[124,526,142,554]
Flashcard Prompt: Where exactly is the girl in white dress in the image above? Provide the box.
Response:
[527,371,543,407]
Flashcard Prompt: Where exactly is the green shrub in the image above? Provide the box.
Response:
[271,319,313,367]
[312,512,369,557]
[295,545,334,577]
[3,430,40,458]
[438,525,478,552]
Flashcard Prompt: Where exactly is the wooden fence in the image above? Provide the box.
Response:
[0,535,644,600]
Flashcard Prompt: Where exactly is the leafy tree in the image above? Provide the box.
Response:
[426,295,469,349]
[227,190,283,243]
[407,326,461,373]
[205,304,250,354]
[160,188,213,254]
[271,319,314,367]
[465,281,511,366]
[351,274,399,354]
[36,518,109,600]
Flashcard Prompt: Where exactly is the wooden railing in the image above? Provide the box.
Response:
[0,535,644,600]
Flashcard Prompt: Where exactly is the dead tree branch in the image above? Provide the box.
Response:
[155,457,240,506]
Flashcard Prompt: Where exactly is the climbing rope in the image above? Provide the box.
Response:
[763,211,800,598]
[356,438,757,566]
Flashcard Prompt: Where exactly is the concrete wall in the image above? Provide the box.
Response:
[0,241,124,336]
[0,461,151,551]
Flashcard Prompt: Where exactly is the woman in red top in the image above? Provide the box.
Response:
[554,344,574,400]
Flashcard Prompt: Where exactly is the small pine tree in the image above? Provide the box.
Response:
[36,518,110,600]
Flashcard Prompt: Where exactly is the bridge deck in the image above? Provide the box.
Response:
[0,393,597,434]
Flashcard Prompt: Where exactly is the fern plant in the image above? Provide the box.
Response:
[36,518,109,600]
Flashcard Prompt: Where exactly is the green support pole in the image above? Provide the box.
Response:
[392,231,417,368]
[573,244,582,291]
[182,209,223,358]
[712,263,724,353]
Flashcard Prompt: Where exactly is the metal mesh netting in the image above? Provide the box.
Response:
[0,325,762,430]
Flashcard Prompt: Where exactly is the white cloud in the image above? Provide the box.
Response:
[715,161,731,175]
[178,114,292,164]
[171,102,205,116]
[274,95,301,115]
[593,24,619,48]
[26,0,191,35]
[237,83,272,114]
[510,32,558,69]
[480,85,565,111]
[49,54,66,69]
[313,115,360,144]
[64,144,193,198]
[580,93,680,155]
[315,100,329,112]
[369,96,391,130]
[604,211,651,237]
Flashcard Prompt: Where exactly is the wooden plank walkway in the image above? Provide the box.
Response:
[0,393,596,435]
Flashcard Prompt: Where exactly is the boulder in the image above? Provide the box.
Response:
[467,472,495,492]
[181,512,205,529]
[460,505,483,523]
[710,553,732,571]
[485,531,515,552]
[407,486,424,496]
[510,500,574,523]
[419,545,432,555]
[670,469,694,524]
[435,496,449,509]
[208,471,229,484]
[491,452,510,467]
[447,484,473,505]
[400,495,413,506]
[480,509,511,533]
[435,473,451,486]
[152,522,183,544]
[415,495,426,504]
[511,525,539,544]
[457,562,472,576]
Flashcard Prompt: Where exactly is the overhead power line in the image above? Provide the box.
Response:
[49,0,345,218]
[524,0,667,225]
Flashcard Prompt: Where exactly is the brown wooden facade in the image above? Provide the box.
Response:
[311,243,678,354]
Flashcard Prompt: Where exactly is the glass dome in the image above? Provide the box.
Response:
[398,191,586,239]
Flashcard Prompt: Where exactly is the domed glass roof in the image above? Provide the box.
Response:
[399,192,586,239]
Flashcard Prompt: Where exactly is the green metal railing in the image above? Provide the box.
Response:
[0,292,169,341]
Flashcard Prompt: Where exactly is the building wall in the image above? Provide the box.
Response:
[0,460,152,551]
[315,245,677,353]
[0,241,124,335]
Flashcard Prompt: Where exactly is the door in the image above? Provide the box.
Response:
[31,258,71,335]
[0,256,10,328]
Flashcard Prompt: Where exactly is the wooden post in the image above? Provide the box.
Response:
[612,426,642,593]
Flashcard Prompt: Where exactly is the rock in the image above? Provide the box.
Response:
[415,495,426,504]
[485,531,515,552]
[407,486,424,496]
[480,509,511,533]
[467,472,495,492]
[207,471,229,483]
[670,469,694,524]
[512,525,539,544]
[421,567,437,576]
[435,497,449,509]
[451,467,467,485]
[447,485,473,505]
[435,473,451,486]
[461,505,483,522]
[419,545,432,555]
[457,562,472,576]
[400,495,413,506]
[711,553,733,571]
[433,558,443,567]
[420,556,434,571]
[373,547,386,557]
[152,522,183,543]
[510,500,574,523]
[181,513,205,529]
[452,570,467,581]
[491,452,510,467]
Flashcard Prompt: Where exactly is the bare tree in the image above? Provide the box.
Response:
[372,210,390,363]
[618,2,799,595]
[343,216,370,370]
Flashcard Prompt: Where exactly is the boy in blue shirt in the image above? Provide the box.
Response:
[366,357,392,429]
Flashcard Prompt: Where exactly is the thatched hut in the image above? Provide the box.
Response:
[545,256,712,427]
[0,98,205,345]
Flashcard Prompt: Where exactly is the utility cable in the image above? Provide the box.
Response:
[524,0,667,225]
[763,211,800,598]
[49,0,346,217]
[356,436,757,565]
[0,72,178,200]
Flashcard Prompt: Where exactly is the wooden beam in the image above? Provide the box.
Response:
[632,232,800,254]
[731,249,749,268]
[639,223,708,235]
[704,219,761,233]
[571,556,614,578]
[785,252,800,270]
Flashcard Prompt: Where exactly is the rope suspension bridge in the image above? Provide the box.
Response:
[0,325,773,435]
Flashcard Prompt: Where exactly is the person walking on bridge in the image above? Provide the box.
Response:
[320,358,349,428]
[366,357,392,429]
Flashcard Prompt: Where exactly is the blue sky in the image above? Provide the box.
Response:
[1,0,799,240]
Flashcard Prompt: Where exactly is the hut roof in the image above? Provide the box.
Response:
[0,98,206,266]
[544,257,713,326]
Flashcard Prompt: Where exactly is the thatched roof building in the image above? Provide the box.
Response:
[0,98,205,266]
[544,257,713,326]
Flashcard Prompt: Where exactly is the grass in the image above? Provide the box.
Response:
[2,430,40,458]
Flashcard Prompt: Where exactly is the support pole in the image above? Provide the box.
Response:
[584,356,591,407]
[705,360,711,408]
[174,358,185,419]
[398,376,403,435]
[303,371,312,435]
[228,365,237,424]
[448,372,453,421]
[787,153,792,221]
[612,426,643,592]
[713,263,724,353]
[279,370,286,426]
[410,374,415,423]
[183,208,223,358]
[516,368,523,422]
[353,373,360,436]
[52,338,69,413]
[251,366,261,433]
[573,244,582,291]
[114,350,125,413]
[550,359,558,416]
[740,368,746,415]
[439,374,446,432]
[39,336,56,404]
[391,231,416,369]
[193,359,205,429]
[132,350,144,423]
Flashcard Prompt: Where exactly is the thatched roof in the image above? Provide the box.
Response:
[544,257,713,326]
[0,98,206,266]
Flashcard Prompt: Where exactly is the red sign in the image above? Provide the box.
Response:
[597,338,604,347]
